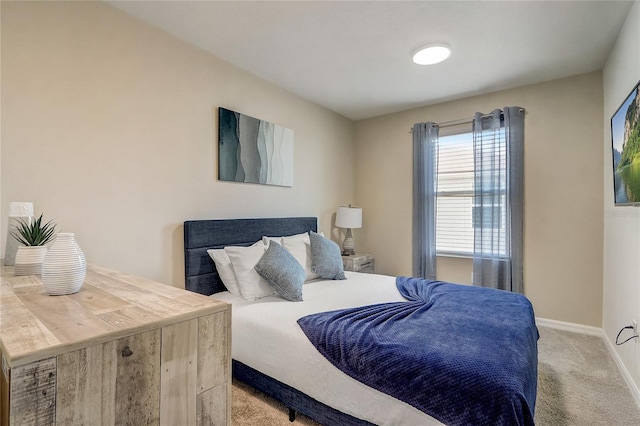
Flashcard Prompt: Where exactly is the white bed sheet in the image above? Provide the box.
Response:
[213,271,444,426]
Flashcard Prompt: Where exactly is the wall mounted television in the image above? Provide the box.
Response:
[611,79,640,205]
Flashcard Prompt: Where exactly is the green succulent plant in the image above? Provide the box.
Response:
[10,213,57,246]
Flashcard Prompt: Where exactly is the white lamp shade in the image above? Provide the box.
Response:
[8,202,34,217]
[336,206,362,229]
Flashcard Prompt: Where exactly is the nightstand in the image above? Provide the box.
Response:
[342,253,375,273]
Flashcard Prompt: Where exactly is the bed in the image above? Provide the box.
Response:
[184,217,538,426]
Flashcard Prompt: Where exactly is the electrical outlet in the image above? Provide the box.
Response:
[633,320,638,342]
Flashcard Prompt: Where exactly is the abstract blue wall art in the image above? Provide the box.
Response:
[218,107,294,187]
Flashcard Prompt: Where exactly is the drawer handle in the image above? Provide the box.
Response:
[121,346,133,357]
[361,261,373,267]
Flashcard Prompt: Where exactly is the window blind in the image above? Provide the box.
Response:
[434,127,507,257]
[473,125,508,257]
[435,133,474,255]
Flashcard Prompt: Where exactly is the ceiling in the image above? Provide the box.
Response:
[106,0,634,121]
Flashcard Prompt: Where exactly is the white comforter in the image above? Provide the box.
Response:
[213,271,443,426]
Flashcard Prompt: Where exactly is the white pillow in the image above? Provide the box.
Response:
[206,240,264,297]
[262,236,284,246]
[225,244,275,300]
[207,249,241,296]
[282,232,324,281]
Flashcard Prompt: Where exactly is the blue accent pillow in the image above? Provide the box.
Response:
[309,231,346,280]
[255,241,306,302]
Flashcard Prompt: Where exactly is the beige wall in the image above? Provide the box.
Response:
[354,72,604,327]
[603,0,640,397]
[0,1,355,287]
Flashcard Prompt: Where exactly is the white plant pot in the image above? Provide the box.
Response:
[14,245,48,276]
[42,233,86,296]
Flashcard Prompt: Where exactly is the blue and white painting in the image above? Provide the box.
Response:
[218,107,294,187]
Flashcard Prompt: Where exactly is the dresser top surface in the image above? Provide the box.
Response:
[0,264,228,367]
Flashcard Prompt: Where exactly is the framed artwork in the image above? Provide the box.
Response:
[218,107,294,187]
[611,80,640,205]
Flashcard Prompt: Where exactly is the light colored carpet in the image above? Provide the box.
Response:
[231,379,320,426]
[536,326,640,425]
[231,325,640,425]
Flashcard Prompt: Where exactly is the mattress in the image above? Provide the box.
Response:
[213,271,442,425]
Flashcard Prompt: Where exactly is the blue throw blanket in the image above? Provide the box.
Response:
[297,277,538,425]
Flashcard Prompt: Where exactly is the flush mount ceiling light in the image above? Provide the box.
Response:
[412,44,451,65]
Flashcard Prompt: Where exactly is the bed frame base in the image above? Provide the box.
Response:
[233,360,374,426]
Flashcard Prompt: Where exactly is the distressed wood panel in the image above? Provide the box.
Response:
[101,341,117,426]
[0,286,60,361]
[1,354,9,426]
[90,265,221,307]
[9,358,56,425]
[85,273,191,319]
[160,320,197,426]
[0,274,42,291]
[196,383,226,426]
[12,289,116,345]
[56,344,108,425]
[68,284,131,315]
[98,306,163,330]
[197,312,229,392]
[114,329,161,426]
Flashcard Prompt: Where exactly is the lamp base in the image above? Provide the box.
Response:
[341,228,355,256]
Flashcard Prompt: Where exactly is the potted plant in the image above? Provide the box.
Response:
[11,213,57,276]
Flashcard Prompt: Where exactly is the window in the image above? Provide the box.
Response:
[435,132,474,255]
[413,107,523,290]
[435,129,507,257]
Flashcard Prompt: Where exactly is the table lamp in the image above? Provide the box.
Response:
[4,202,34,266]
[335,205,362,256]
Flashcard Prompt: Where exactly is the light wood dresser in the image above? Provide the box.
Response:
[0,264,231,426]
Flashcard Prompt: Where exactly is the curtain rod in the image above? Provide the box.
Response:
[409,117,475,133]
[409,118,471,133]
[409,116,473,133]
[409,108,525,133]
[436,117,474,128]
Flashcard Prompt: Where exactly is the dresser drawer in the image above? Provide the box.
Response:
[342,253,375,273]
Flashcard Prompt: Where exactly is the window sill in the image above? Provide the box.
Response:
[436,252,509,261]
[436,252,473,259]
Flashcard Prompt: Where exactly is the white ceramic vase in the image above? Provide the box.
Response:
[14,245,48,276]
[42,233,86,296]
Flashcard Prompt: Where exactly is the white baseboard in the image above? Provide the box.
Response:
[535,317,604,337]
[536,317,640,409]
[601,329,640,409]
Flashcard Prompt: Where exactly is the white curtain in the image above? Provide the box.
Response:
[472,107,524,293]
[412,122,439,279]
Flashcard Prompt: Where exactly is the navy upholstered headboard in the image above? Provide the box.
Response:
[184,217,318,295]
